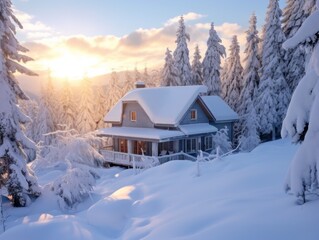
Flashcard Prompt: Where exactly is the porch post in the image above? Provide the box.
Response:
[127,140,133,154]
[152,142,158,156]
[198,137,201,151]
[173,140,179,153]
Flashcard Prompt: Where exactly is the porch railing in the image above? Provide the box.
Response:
[100,150,196,168]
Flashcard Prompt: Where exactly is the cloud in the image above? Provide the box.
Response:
[17,11,247,83]
[13,9,55,41]
[165,12,205,26]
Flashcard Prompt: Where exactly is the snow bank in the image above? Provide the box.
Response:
[1,140,319,240]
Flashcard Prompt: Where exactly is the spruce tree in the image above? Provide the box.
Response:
[36,84,55,145]
[122,70,134,95]
[238,13,261,148]
[257,0,290,140]
[173,16,192,86]
[191,45,203,85]
[59,80,76,130]
[0,0,40,207]
[107,71,122,112]
[202,23,226,96]
[75,78,97,134]
[222,35,243,112]
[282,0,307,91]
[161,48,180,86]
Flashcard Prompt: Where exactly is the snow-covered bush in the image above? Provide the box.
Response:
[51,167,96,210]
[31,130,105,171]
[212,127,232,155]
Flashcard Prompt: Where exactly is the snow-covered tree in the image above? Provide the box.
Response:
[202,23,226,96]
[134,67,141,82]
[59,80,76,130]
[212,127,232,155]
[35,85,55,145]
[95,86,108,129]
[173,16,192,86]
[107,70,123,112]
[75,78,97,134]
[0,0,40,207]
[281,1,319,204]
[19,99,39,143]
[161,48,180,86]
[257,0,290,139]
[45,71,59,130]
[191,45,203,85]
[122,70,134,95]
[222,35,243,112]
[238,13,261,149]
[282,0,308,91]
[221,59,229,94]
[239,98,260,152]
[240,13,260,106]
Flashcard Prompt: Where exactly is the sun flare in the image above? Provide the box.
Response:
[46,49,107,81]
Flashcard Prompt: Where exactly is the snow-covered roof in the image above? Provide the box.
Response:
[104,85,207,126]
[97,127,185,141]
[201,96,238,122]
[179,123,217,135]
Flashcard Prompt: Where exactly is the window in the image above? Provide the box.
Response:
[131,111,137,121]
[190,109,197,120]
[205,136,213,150]
[185,138,197,153]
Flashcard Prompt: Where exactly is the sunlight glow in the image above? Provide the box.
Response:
[46,49,107,81]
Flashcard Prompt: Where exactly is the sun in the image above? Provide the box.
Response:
[46,49,106,81]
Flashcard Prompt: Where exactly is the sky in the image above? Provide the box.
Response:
[11,0,286,86]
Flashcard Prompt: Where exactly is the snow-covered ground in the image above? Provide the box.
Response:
[1,139,318,240]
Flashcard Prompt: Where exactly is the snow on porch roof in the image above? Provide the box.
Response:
[179,123,217,135]
[104,85,207,126]
[201,96,239,122]
[97,127,185,141]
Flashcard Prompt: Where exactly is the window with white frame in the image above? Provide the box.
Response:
[205,136,213,150]
[131,111,137,121]
[185,138,197,153]
[190,109,197,120]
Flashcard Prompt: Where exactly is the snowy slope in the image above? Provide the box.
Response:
[1,140,319,240]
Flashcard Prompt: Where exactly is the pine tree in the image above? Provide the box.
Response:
[0,0,40,207]
[239,97,260,152]
[161,48,180,86]
[173,16,192,86]
[134,67,141,82]
[281,1,319,203]
[95,86,108,129]
[202,23,226,96]
[282,0,307,91]
[59,80,76,130]
[222,35,243,112]
[191,45,203,85]
[35,84,55,145]
[257,0,290,140]
[107,70,122,112]
[75,78,97,134]
[238,13,261,146]
[19,99,39,143]
[122,70,134,95]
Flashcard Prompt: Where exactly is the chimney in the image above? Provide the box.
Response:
[135,81,146,88]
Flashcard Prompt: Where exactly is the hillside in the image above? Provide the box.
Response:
[1,139,318,240]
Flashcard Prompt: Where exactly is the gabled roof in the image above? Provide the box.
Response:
[200,96,238,122]
[104,85,207,126]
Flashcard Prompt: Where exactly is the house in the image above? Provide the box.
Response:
[97,85,238,167]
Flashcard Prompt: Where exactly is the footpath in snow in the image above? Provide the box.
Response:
[1,139,319,240]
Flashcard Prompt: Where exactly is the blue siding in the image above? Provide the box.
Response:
[121,102,154,128]
[180,100,209,125]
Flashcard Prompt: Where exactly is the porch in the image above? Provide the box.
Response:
[100,149,197,168]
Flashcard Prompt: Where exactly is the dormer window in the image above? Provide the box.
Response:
[131,111,137,122]
[190,109,197,120]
